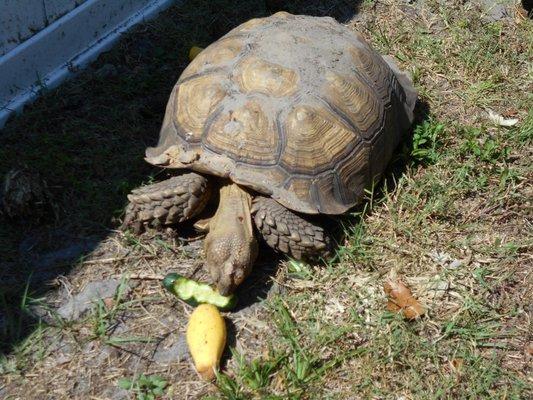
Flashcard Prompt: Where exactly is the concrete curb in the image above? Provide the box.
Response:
[0,0,178,129]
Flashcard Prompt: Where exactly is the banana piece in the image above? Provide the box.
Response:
[188,46,204,61]
[186,304,227,380]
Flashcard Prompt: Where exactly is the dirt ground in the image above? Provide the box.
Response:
[0,1,531,399]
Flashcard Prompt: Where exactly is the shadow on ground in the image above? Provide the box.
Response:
[0,0,367,355]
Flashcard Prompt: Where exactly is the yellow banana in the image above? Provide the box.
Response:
[186,304,226,380]
[188,46,204,61]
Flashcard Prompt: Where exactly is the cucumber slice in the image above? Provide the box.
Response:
[162,273,237,310]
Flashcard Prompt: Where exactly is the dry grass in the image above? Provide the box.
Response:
[1,1,532,399]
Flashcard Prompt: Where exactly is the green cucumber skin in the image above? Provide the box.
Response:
[162,273,183,291]
[162,273,237,310]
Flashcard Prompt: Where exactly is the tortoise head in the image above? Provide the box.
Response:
[203,182,258,295]
[207,257,250,296]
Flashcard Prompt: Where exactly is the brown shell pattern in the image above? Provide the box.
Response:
[180,37,244,80]
[147,13,416,214]
[280,104,359,174]
[175,74,226,140]
[324,71,382,140]
[235,57,299,97]
[204,100,279,164]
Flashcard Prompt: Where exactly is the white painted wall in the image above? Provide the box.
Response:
[0,0,178,128]
[1,1,88,56]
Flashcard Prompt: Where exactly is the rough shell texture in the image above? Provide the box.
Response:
[146,12,417,215]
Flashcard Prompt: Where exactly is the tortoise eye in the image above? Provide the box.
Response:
[234,270,244,281]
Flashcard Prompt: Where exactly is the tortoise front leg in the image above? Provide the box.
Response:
[252,197,330,260]
[121,172,210,234]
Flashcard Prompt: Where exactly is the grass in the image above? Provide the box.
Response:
[0,0,531,399]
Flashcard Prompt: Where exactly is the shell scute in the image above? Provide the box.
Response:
[230,17,268,34]
[349,46,395,106]
[335,143,371,204]
[204,100,280,164]
[324,71,383,141]
[175,74,227,141]
[180,37,245,80]
[280,104,360,174]
[313,174,347,214]
[235,57,299,97]
[283,178,314,207]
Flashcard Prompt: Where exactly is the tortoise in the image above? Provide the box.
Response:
[122,12,417,295]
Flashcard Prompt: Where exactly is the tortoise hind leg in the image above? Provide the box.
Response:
[252,197,330,260]
[122,172,210,234]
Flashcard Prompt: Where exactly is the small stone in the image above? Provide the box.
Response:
[448,259,463,269]
[103,297,114,309]
[480,0,510,21]
[54,353,72,366]
[267,281,283,297]
[429,251,451,265]
[152,334,188,365]
[57,279,128,321]
[426,279,450,299]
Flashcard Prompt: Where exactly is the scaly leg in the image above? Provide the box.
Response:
[122,172,210,234]
[252,196,330,260]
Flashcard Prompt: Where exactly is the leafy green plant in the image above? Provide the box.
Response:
[459,127,508,164]
[410,119,445,165]
[117,374,168,400]
[286,260,314,280]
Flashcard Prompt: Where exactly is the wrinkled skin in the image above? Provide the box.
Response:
[204,182,258,295]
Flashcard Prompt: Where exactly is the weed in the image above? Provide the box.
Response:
[215,372,247,400]
[233,351,281,391]
[117,374,168,400]
[91,277,129,340]
[459,127,508,164]
[410,118,445,165]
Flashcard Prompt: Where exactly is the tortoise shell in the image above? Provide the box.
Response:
[146,12,416,215]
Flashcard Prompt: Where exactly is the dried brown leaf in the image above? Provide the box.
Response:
[103,297,114,310]
[383,280,425,320]
[451,358,464,372]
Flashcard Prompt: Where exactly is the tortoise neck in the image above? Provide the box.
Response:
[210,182,254,235]
[204,181,257,294]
